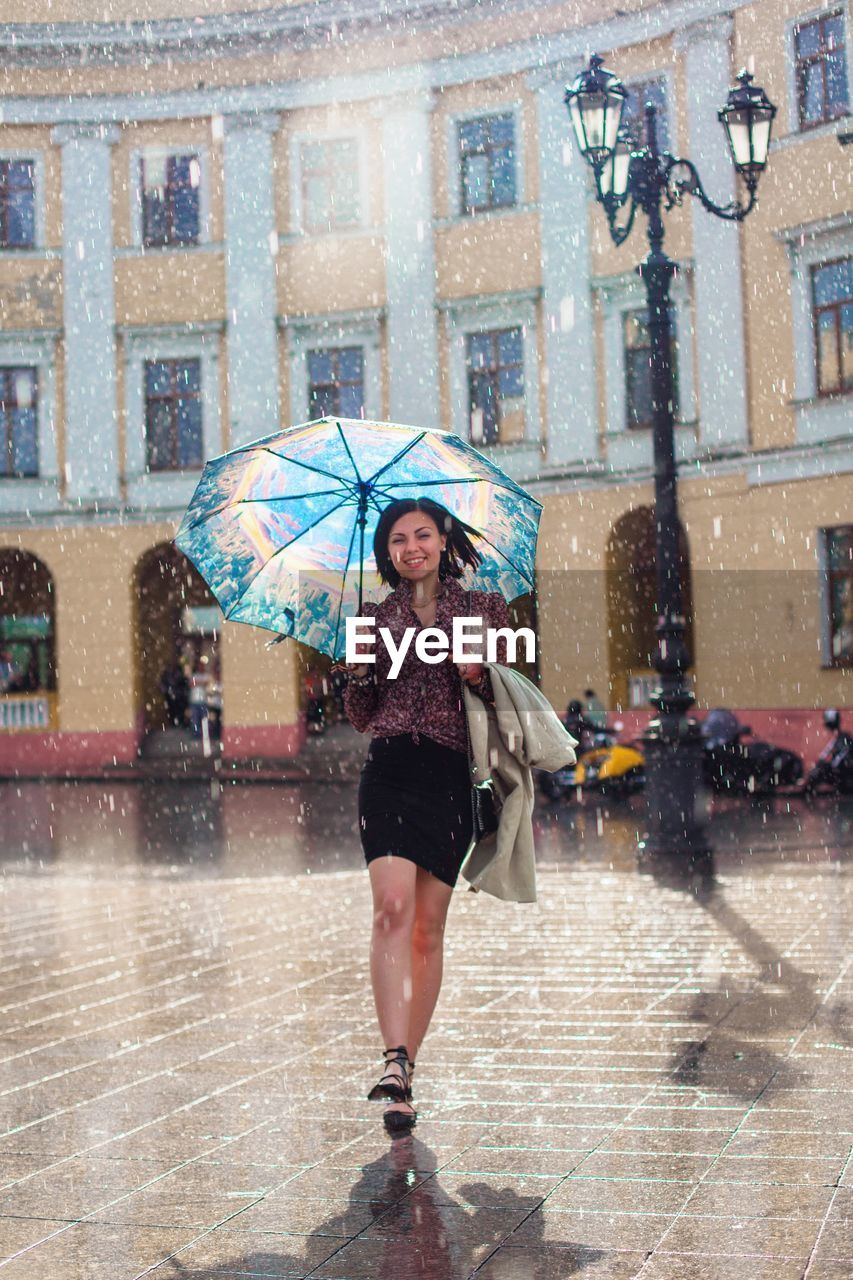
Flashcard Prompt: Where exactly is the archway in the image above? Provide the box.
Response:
[133,543,221,754]
[605,507,694,713]
[0,549,57,729]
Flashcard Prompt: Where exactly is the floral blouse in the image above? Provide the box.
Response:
[343,575,512,755]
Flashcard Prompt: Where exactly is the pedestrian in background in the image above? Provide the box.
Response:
[340,496,510,1136]
[583,687,608,730]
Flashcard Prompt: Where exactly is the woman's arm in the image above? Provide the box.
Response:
[470,592,511,705]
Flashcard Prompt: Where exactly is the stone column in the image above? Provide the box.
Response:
[531,65,599,468]
[378,92,440,428]
[675,17,749,451]
[223,112,281,446]
[51,123,120,504]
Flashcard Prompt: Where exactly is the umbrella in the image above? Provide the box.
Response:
[174,417,541,661]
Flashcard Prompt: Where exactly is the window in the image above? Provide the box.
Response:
[0,160,35,249]
[144,359,203,471]
[458,114,516,216]
[812,257,852,394]
[794,10,849,129]
[824,526,853,665]
[621,78,671,151]
[624,309,679,430]
[300,139,361,233]
[0,368,38,477]
[140,154,201,248]
[307,347,365,419]
[466,328,525,445]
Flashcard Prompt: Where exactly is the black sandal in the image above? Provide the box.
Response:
[383,1097,417,1136]
[367,1045,411,1103]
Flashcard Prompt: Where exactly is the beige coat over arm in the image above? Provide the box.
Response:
[460,663,579,903]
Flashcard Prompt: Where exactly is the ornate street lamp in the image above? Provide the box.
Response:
[565,57,776,864]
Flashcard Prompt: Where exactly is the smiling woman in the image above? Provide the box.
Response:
[341,495,512,1136]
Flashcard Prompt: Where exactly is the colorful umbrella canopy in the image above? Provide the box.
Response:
[174,417,542,661]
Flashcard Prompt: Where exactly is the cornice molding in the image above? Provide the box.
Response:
[0,0,501,68]
[671,12,735,52]
[50,122,120,146]
[222,110,282,136]
[0,0,756,126]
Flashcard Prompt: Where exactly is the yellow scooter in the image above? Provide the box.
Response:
[574,726,646,797]
[537,718,646,801]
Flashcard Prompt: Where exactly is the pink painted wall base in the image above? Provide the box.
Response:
[0,731,139,777]
[615,707,835,772]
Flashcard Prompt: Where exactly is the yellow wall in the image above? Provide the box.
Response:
[537,471,853,714]
[0,525,302,736]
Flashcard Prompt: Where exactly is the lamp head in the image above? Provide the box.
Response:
[718,68,777,181]
[565,54,627,168]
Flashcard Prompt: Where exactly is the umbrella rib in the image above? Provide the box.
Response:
[185,487,347,530]
[335,421,364,486]
[468,525,538,592]
[382,475,541,505]
[260,446,359,487]
[223,491,356,617]
[367,432,429,485]
[332,505,363,658]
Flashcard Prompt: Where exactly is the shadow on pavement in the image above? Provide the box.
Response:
[640,852,850,1099]
[159,1137,604,1278]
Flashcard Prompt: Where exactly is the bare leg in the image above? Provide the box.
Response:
[408,866,454,1064]
[367,857,417,1071]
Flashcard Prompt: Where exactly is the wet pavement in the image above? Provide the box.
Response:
[0,768,851,1278]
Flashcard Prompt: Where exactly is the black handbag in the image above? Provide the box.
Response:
[463,591,500,844]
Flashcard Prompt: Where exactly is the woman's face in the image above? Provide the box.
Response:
[388,511,447,583]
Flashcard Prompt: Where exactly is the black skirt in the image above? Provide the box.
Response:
[358,733,474,887]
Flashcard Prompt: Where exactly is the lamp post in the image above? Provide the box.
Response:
[565,56,776,862]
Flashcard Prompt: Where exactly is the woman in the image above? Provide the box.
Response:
[342,497,510,1135]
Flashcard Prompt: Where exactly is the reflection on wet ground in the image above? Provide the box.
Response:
[0,776,850,879]
[0,771,851,1277]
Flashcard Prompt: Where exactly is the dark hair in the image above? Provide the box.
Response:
[373,497,483,588]
[584,689,596,698]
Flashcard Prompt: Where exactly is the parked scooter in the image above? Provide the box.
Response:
[574,726,646,797]
[803,709,853,796]
[537,705,645,800]
[700,707,802,794]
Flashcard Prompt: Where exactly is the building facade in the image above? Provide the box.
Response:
[0,0,850,773]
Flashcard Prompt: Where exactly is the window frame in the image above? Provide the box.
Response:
[779,215,853,444]
[443,291,540,452]
[793,7,850,130]
[0,150,45,252]
[306,345,367,420]
[785,7,850,135]
[819,525,853,668]
[143,356,204,473]
[288,128,371,237]
[122,326,222,510]
[620,72,674,153]
[457,111,518,218]
[465,326,526,445]
[445,103,526,222]
[596,266,697,470]
[622,305,681,431]
[0,333,58,513]
[810,255,852,396]
[284,310,382,424]
[0,366,39,479]
[130,145,211,250]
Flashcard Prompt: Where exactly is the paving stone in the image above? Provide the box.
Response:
[0,824,850,1278]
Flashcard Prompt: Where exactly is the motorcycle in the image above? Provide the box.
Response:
[700,707,802,794]
[537,718,645,800]
[803,708,853,796]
